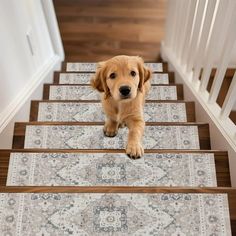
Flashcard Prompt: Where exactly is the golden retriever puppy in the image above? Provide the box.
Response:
[91,55,151,159]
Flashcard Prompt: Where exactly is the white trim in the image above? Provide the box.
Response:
[0,55,60,135]
[41,0,64,60]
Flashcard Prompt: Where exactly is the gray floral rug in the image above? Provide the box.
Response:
[59,73,169,84]
[66,62,163,72]
[38,102,187,122]
[7,152,217,187]
[24,125,200,149]
[0,193,231,235]
[49,85,177,100]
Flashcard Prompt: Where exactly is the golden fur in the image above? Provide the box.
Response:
[91,55,152,159]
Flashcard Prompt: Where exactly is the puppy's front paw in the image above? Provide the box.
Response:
[103,125,118,137]
[126,142,144,159]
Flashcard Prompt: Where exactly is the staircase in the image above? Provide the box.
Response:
[0,61,235,235]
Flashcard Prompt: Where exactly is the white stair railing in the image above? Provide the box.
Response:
[161,0,236,155]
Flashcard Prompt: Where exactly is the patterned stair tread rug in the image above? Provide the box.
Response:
[59,73,169,84]
[0,193,231,235]
[7,152,217,187]
[24,125,200,149]
[66,62,163,72]
[38,102,187,122]
[49,85,178,100]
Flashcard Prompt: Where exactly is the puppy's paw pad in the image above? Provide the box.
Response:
[126,143,144,159]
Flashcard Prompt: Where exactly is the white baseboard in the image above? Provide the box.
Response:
[161,43,236,187]
[0,55,61,148]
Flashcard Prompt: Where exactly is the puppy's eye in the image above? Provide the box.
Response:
[130,71,136,77]
[109,73,116,79]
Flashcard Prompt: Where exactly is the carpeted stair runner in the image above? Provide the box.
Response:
[0,62,234,235]
[66,62,163,72]
[58,72,170,84]
[0,193,231,235]
[37,102,188,122]
[7,152,217,187]
[23,124,200,149]
[48,84,179,100]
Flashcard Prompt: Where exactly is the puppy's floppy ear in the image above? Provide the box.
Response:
[136,56,152,92]
[90,61,110,99]
[90,62,104,92]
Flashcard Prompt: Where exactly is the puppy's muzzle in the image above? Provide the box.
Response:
[119,86,131,99]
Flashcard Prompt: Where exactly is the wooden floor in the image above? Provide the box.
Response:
[53,0,167,62]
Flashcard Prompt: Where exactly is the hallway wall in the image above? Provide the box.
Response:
[0,0,61,147]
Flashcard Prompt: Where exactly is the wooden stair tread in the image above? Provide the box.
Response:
[1,186,235,193]
[12,122,210,150]
[0,187,235,228]
[30,100,195,122]
[31,99,187,103]
[13,121,210,125]
[61,61,169,72]
[43,83,184,100]
[0,188,233,234]
[53,71,175,84]
[0,150,230,187]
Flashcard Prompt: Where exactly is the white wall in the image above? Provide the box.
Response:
[229,43,236,66]
[0,0,63,148]
[214,42,236,67]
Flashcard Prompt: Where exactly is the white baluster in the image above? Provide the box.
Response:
[172,1,184,55]
[220,72,236,120]
[199,0,231,92]
[192,0,218,83]
[169,0,178,51]
[208,2,236,103]
[176,0,192,60]
[181,0,198,67]
[164,0,175,48]
[186,0,208,73]
[174,0,187,55]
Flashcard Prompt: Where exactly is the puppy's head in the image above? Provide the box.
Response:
[90,55,151,101]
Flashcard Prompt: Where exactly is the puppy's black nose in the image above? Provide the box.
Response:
[119,86,131,96]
